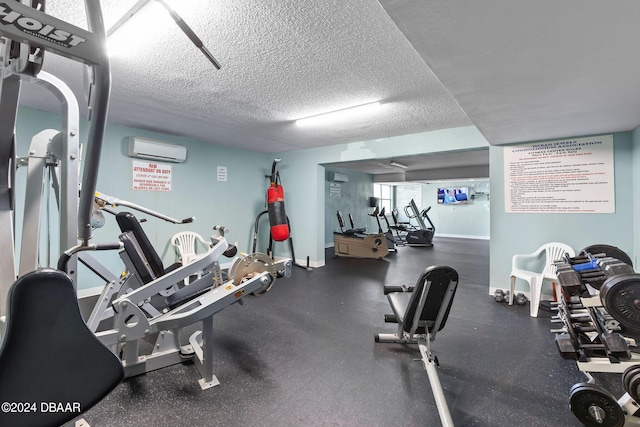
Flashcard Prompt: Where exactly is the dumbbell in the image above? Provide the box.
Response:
[494,289,509,302]
[494,289,528,305]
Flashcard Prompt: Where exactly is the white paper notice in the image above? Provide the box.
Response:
[504,135,614,213]
[132,160,172,192]
[217,166,227,182]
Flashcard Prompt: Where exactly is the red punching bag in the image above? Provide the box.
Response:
[267,173,290,241]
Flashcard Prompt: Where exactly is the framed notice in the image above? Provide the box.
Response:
[504,135,614,213]
[329,183,341,198]
[132,160,172,192]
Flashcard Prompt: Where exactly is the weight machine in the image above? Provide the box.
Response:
[80,190,293,389]
[551,245,640,427]
[0,2,290,426]
[0,2,120,426]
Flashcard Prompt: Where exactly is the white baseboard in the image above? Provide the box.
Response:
[437,233,490,240]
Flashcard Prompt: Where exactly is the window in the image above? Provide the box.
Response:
[374,184,393,213]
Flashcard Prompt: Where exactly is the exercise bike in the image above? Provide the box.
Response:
[369,207,396,252]
[333,211,389,259]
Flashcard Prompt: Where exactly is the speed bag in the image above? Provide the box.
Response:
[267,184,290,241]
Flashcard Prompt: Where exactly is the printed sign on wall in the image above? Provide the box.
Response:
[132,160,172,192]
[504,135,614,213]
[329,183,341,198]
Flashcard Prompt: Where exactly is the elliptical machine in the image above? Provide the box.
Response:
[398,199,435,247]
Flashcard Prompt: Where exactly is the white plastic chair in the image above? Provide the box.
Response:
[171,232,210,285]
[509,242,575,317]
[171,231,210,264]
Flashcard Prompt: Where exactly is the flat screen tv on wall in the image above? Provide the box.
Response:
[437,187,470,204]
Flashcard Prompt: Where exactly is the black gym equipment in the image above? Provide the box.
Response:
[375,265,459,427]
[569,382,625,427]
[378,207,405,246]
[368,207,396,252]
[0,269,124,427]
[389,199,435,247]
[494,289,528,305]
[551,247,640,426]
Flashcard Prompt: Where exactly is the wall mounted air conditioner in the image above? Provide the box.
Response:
[329,172,349,183]
[128,137,187,163]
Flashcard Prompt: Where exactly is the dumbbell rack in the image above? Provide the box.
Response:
[552,252,640,427]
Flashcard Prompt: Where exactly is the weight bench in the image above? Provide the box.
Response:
[0,269,123,427]
[375,265,459,427]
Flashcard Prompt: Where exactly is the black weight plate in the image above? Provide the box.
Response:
[622,365,640,395]
[569,382,625,427]
[628,371,640,403]
[600,273,640,331]
[581,244,633,267]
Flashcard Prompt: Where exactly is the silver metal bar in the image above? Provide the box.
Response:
[17,132,50,275]
[78,1,110,244]
[26,71,81,281]
[106,0,152,37]
[0,73,20,316]
[95,191,194,224]
[156,0,221,69]
[419,337,454,427]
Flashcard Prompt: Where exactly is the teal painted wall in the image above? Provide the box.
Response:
[14,107,270,290]
[489,133,634,296]
[277,126,490,266]
[323,167,375,246]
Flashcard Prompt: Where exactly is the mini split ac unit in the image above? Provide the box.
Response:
[128,137,187,163]
[329,172,349,183]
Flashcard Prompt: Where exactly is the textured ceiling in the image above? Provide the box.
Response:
[19,0,471,154]
[15,1,640,178]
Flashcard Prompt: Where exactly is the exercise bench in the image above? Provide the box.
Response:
[0,269,123,427]
[375,265,459,427]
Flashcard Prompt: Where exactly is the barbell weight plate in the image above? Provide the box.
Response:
[600,273,640,330]
[622,365,640,395]
[229,253,277,295]
[628,370,640,404]
[581,244,633,267]
[569,382,625,427]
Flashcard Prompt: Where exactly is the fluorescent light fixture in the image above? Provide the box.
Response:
[295,102,383,126]
[389,161,408,169]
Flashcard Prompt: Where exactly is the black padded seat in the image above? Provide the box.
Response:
[0,268,123,427]
[116,212,181,284]
[116,211,166,278]
[387,265,458,335]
